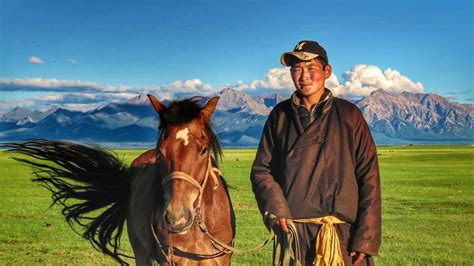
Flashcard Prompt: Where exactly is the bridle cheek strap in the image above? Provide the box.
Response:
[162,157,220,207]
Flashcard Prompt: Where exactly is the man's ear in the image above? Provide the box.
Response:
[324,64,332,79]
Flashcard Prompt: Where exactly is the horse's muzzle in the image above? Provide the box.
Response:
[164,209,194,234]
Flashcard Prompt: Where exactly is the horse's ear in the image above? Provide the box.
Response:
[147,94,166,114]
[200,96,220,123]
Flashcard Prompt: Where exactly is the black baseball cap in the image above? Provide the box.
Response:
[280,40,329,66]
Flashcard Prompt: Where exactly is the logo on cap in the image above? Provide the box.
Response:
[295,42,306,51]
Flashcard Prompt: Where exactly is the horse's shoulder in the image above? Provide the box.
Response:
[131,149,158,167]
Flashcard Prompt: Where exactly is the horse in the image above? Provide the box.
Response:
[3,95,235,265]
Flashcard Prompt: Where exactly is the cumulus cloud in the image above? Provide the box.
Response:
[324,74,343,95]
[0,65,425,112]
[232,67,294,91]
[337,64,424,97]
[0,92,144,112]
[68,59,78,64]
[0,78,214,96]
[0,78,216,112]
[161,79,214,93]
[228,65,423,98]
[29,56,44,64]
[228,64,423,97]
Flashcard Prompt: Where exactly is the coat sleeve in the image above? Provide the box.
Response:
[350,111,382,256]
[250,111,292,219]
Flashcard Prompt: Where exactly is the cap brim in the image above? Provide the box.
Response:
[280,51,319,66]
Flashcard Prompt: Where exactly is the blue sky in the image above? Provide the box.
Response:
[0,0,472,112]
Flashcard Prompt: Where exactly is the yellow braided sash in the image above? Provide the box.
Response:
[293,216,346,266]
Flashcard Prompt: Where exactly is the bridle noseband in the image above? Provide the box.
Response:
[161,156,220,208]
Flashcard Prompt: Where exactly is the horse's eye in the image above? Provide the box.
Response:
[200,147,208,156]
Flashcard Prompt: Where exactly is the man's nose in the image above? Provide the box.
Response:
[300,69,310,80]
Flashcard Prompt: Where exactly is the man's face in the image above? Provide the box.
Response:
[290,59,331,98]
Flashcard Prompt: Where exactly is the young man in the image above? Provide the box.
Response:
[250,40,381,265]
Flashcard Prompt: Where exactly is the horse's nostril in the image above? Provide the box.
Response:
[165,212,187,226]
[175,216,188,226]
[164,210,193,233]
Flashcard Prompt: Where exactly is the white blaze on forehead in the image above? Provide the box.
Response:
[176,128,190,146]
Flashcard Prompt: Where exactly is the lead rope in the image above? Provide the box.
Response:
[168,234,175,266]
[272,220,300,266]
[151,222,171,264]
[194,163,274,255]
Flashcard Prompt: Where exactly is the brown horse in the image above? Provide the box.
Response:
[3,96,235,265]
[128,95,235,265]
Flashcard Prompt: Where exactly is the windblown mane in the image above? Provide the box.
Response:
[157,97,222,163]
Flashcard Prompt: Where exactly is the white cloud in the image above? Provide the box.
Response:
[0,77,121,92]
[61,103,104,111]
[230,64,423,97]
[228,65,423,98]
[232,67,294,91]
[29,56,44,64]
[0,92,136,112]
[325,74,343,96]
[0,65,425,112]
[163,79,214,93]
[337,64,424,97]
[68,59,78,64]
[0,99,35,111]
[0,78,217,112]
[0,77,215,95]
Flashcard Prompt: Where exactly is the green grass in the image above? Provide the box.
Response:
[0,146,473,265]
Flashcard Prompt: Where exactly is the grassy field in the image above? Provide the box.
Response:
[0,146,473,265]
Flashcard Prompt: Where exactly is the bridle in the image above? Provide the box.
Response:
[150,155,273,265]
[151,156,232,264]
[161,156,220,208]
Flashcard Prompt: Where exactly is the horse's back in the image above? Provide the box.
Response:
[132,149,158,167]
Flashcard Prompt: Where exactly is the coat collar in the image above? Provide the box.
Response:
[290,88,334,135]
[291,88,332,110]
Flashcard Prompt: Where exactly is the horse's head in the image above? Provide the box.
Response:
[148,95,221,234]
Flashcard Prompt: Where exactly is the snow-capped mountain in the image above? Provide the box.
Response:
[1,88,472,146]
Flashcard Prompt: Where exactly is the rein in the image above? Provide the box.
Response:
[151,157,274,264]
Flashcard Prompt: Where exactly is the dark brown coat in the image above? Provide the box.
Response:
[250,90,381,259]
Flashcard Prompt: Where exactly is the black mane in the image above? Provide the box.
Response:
[157,97,222,162]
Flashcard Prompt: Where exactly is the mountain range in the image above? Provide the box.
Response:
[0,88,472,147]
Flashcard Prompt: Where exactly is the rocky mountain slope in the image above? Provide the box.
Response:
[1,88,472,146]
[356,89,473,141]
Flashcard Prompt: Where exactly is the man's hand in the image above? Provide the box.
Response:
[350,251,366,264]
[264,212,289,234]
[276,217,289,234]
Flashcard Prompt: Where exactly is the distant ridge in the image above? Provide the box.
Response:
[1,88,472,146]
[356,89,473,141]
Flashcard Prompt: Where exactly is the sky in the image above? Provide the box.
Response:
[0,0,472,113]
